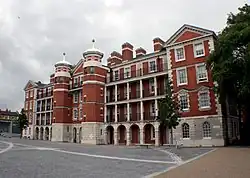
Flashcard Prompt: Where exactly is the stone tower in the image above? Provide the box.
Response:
[51,53,72,142]
[81,40,109,144]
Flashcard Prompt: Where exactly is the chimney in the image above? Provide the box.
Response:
[122,42,133,61]
[107,51,122,67]
[135,47,146,57]
[153,37,164,52]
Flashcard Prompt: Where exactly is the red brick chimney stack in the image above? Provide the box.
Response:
[107,51,122,67]
[153,37,164,52]
[122,42,133,61]
[135,47,146,57]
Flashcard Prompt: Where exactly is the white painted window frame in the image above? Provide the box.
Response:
[198,90,211,110]
[73,108,78,120]
[73,93,78,103]
[176,67,188,86]
[178,92,190,112]
[182,123,190,139]
[124,67,131,79]
[175,46,185,62]
[114,70,119,81]
[196,63,208,83]
[193,41,205,58]
[202,121,212,139]
[148,59,157,73]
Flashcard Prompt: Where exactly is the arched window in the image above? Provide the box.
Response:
[182,123,190,138]
[203,121,211,138]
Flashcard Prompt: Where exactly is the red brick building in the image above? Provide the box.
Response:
[23,24,238,147]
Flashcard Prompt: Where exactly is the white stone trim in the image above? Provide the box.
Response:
[178,91,190,112]
[82,81,105,85]
[84,73,106,78]
[55,71,70,78]
[53,89,68,92]
[198,89,211,110]
[122,47,133,51]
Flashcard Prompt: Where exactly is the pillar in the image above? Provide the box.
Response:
[155,99,158,117]
[127,103,130,121]
[115,105,118,122]
[114,131,118,145]
[104,106,107,123]
[115,85,118,102]
[127,83,129,100]
[155,129,160,146]
[140,128,144,144]
[154,77,157,96]
[126,130,131,146]
[140,80,143,98]
[140,101,143,121]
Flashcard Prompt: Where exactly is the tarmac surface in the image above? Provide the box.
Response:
[0,137,213,178]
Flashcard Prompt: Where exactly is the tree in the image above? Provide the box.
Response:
[207,4,250,144]
[158,79,180,145]
[16,108,29,138]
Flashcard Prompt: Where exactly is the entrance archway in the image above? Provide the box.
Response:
[40,127,44,140]
[130,124,140,144]
[45,127,49,140]
[106,125,114,144]
[73,127,77,143]
[79,127,82,143]
[117,125,126,145]
[144,124,155,144]
[35,127,39,140]
[159,124,168,145]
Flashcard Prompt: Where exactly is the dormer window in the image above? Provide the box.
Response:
[90,66,95,74]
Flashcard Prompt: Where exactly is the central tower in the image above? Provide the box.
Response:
[81,40,109,144]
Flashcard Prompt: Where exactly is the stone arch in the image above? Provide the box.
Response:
[73,127,77,143]
[117,125,126,145]
[144,123,155,144]
[35,127,39,140]
[40,127,44,140]
[130,124,140,144]
[106,125,114,144]
[79,127,82,143]
[45,127,49,140]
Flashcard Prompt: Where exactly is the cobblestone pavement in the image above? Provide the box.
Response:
[153,147,250,178]
[0,138,213,178]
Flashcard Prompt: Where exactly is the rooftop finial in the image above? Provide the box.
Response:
[62,52,66,61]
[92,39,95,48]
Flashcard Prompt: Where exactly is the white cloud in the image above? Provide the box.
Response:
[0,0,246,111]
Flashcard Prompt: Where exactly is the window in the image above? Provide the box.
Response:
[194,42,205,57]
[79,109,83,120]
[26,92,28,98]
[25,102,28,110]
[79,91,82,102]
[90,66,95,74]
[74,78,78,86]
[198,90,210,109]
[182,123,190,138]
[100,88,103,97]
[149,61,156,72]
[177,68,187,85]
[179,93,189,111]
[203,121,211,138]
[30,91,33,97]
[175,47,185,61]
[196,64,208,82]
[151,101,155,114]
[73,109,78,120]
[124,67,130,78]
[114,70,119,81]
[74,93,78,103]
[137,63,142,76]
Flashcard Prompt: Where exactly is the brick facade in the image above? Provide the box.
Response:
[23,24,230,147]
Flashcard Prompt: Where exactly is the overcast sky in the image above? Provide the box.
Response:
[0,0,247,111]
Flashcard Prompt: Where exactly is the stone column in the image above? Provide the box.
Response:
[140,101,144,121]
[127,103,130,121]
[155,129,160,146]
[127,83,130,100]
[115,105,118,122]
[9,121,13,136]
[140,80,143,98]
[154,77,157,96]
[126,130,131,146]
[140,128,144,144]
[104,130,108,145]
[115,85,118,102]
[114,131,118,145]
[104,87,107,103]
[155,99,158,117]
[104,106,107,123]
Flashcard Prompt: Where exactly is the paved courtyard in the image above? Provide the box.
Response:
[0,138,213,178]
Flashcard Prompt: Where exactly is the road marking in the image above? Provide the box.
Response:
[5,141,176,164]
[0,141,13,154]
[52,149,177,164]
[144,148,217,178]
[154,148,183,164]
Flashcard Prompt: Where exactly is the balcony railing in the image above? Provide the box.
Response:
[106,62,167,83]
[70,82,83,90]
[117,95,127,101]
[143,90,155,97]
[106,115,115,123]
[130,91,140,99]
[130,113,141,121]
[157,87,165,96]
[106,96,115,102]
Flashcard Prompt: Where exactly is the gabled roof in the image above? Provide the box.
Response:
[72,58,83,74]
[23,80,37,91]
[165,24,216,45]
